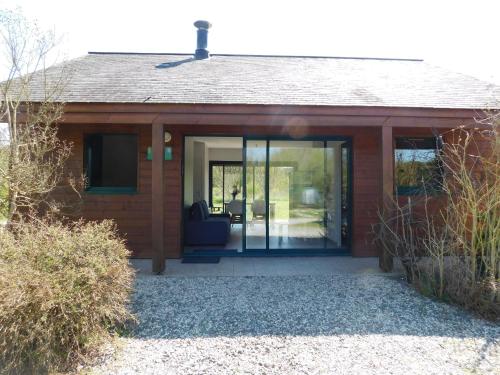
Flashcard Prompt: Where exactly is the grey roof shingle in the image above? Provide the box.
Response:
[27,52,500,109]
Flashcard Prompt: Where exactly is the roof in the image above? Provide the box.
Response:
[26,52,500,109]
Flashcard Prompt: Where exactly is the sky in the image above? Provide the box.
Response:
[0,0,499,85]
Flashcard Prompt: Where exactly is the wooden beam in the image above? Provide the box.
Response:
[379,126,394,272]
[152,119,165,274]
[61,102,484,119]
[56,111,475,129]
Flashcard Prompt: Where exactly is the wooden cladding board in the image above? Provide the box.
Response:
[60,124,153,258]
[58,122,452,259]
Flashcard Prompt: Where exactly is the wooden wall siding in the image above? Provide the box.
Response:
[58,120,459,259]
[163,128,182,259]
[350,128,381,256]
[58,124,154,258]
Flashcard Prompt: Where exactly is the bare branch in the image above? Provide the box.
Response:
[0,9,82,223]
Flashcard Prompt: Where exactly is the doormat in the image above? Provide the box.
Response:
[182,256,220,264]
[193,249,238,253]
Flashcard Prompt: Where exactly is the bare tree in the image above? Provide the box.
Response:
[0,9,81,223]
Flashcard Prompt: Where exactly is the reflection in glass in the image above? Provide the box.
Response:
[267,141,347,250]
[245,139,350,251]
[245,140,267,249]
[395,138,440,195]
[325,141,342,248]
[341,144,350,246]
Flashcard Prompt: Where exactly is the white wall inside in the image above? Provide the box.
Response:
[193,141,206,202]
[183,137,194,207]
[208,148,243,162]
[184,137,243,207]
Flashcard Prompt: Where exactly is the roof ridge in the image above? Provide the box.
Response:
[87,51,423,62]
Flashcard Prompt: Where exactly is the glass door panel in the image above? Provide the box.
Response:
[325,141,343,248]
[244,140,267,249]
[242,137,349,253]
[269,141,326,250]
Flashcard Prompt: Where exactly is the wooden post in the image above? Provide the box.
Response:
[152,119,165,274]
[379,126,394,271]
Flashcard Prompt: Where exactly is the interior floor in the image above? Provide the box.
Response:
[184,223,341,254]
[184,224,244,253]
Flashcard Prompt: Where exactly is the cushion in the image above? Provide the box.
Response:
[199,200,211,219]
[189,202,204,221]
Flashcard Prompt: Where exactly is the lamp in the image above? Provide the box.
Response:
[164,131,172,143]
[146,131,172,160]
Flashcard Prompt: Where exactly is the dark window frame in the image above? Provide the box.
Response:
[208,160,243,209]
[83,133,139,194]
[394,136,443,196]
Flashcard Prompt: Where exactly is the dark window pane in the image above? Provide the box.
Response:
[85,134,137,189]
[395,137,441,195]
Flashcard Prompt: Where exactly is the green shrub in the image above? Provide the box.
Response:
[0,219,135,373]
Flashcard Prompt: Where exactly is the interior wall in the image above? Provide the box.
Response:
[204,145,209,202]
[193,141,206,202]
[183,137,194,207]
[208,148,243,161]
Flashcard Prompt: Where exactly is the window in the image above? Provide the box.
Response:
[209,161,243,210]
[84,134,138,193]
[395,137,442,195]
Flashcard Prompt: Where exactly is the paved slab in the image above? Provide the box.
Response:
[131,257,401,277]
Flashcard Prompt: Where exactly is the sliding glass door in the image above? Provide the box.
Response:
[243,138,351,253]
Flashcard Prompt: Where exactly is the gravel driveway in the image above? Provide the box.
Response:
[91,274,499,375]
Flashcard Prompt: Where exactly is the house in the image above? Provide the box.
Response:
[26,21,499,273]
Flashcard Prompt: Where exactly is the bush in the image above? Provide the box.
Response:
[0,219,135,373]
[374,115,499,320]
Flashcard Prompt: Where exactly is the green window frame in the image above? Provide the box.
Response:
[395,137,442,196]
[84,134,138,194]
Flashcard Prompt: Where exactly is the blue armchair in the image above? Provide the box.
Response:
[184,200,231,246]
